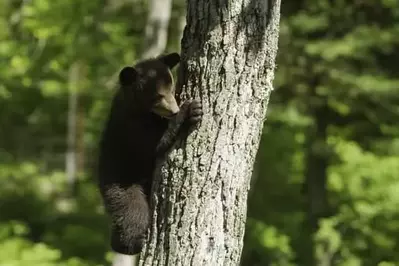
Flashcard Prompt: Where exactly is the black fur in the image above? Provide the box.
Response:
[97,53,202,255]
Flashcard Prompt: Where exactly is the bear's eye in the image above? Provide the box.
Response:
[154,94,163,102]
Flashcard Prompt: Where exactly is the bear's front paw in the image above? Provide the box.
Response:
[188,100,203,124]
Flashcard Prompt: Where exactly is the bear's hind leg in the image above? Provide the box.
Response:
[104,184,150,255]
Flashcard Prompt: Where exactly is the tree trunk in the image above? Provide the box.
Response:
[304,103,331,265]
[141,0,173,59]
[140,0,281,265]
[112,253,136,266]
[76,105,86,174]
[177,4,185,52]
[66,61,80,195]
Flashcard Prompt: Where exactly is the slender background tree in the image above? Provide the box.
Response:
[141,0,173,59]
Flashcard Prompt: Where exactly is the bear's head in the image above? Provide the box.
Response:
[118,53,181,119]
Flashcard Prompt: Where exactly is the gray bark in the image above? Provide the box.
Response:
[141,0,173,59]
[140,0,281,265]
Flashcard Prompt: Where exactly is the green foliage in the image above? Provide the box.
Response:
[243,219,295,266]
[0,162,110,265]
[244,0,399,265]
[0,221,92,266]
[323,140,399,264]
[0,0,151,263]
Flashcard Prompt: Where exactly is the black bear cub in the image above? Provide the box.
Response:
[97,53,202,255]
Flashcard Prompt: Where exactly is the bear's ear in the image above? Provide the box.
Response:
[119,66,137,86]
[159,53,180,70]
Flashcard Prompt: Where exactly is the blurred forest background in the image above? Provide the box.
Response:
[0,0,398,265]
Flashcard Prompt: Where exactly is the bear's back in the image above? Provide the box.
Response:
[98,107,169,185]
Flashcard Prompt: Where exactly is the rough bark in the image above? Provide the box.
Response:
[140,0,281,265]
[141,0,173,59]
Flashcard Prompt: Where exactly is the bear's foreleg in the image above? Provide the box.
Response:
[156,99,202,155]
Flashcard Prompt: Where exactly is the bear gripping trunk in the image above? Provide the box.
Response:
[140,0,281,265]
